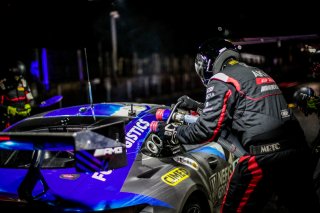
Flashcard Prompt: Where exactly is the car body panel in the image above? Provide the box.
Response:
[0,102,236,212]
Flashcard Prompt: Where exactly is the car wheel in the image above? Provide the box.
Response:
[182,196,205,213]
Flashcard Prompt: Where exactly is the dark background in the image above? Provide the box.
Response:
[2,0,320,106]
[4,0,319,55]
[2,0,320,144]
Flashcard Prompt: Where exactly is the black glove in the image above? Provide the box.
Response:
[177,95,204,112]
[151,121,179,145]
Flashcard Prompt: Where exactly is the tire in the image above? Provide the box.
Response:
[182,196,206,213]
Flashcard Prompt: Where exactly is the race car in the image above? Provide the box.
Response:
[0,102,238,213]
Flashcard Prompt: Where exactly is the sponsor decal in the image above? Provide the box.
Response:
[206,92,215,100]
[59,174,80,180]
[173,156,199,170]
[280,109,290,118]
[251,70,268,77]
[209,165,233,200]
[125,118,149,148]
[94,147,123,157]
[205,85,215,100]
[205,102,212,107]
[256,77,275,85]
[161,167,190,186]
[207,86,214,93]
[91,118,151,182]
[203,107,214,113]
[260,143,280,153]
[261,84,279,92]
[92,170,113,182]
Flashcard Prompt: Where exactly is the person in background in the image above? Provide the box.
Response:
[0,60,34,130]
[294,86,320,201]
[154,38,320,212]
[293,86,320,117]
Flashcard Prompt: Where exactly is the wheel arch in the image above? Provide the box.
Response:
[178,186,212,213]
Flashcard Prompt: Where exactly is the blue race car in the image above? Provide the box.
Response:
[0,102,238,213]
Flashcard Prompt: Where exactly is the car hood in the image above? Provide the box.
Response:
[42,103,155,118]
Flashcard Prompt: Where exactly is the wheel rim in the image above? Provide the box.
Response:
[185,204,201,213]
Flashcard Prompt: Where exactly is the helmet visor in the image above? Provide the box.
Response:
[195,54,209,86]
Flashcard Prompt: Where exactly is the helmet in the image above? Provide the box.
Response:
[293,86,319,116]
[293,86,315,106]
[8,60,26,77]
[195,38,240,86]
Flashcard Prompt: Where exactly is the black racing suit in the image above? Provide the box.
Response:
[176,60,320,212]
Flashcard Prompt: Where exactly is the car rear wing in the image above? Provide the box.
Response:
[0,121,127,172]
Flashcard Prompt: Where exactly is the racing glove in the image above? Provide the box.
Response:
[177,95,204,113]
[150,121,179,145]
[7,106,17,116]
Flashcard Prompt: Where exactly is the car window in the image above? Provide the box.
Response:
[0,150,74,168]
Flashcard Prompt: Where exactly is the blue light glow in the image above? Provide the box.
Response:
[30,60,40,79]
[42,48,49,91]
[0,141,34,150]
